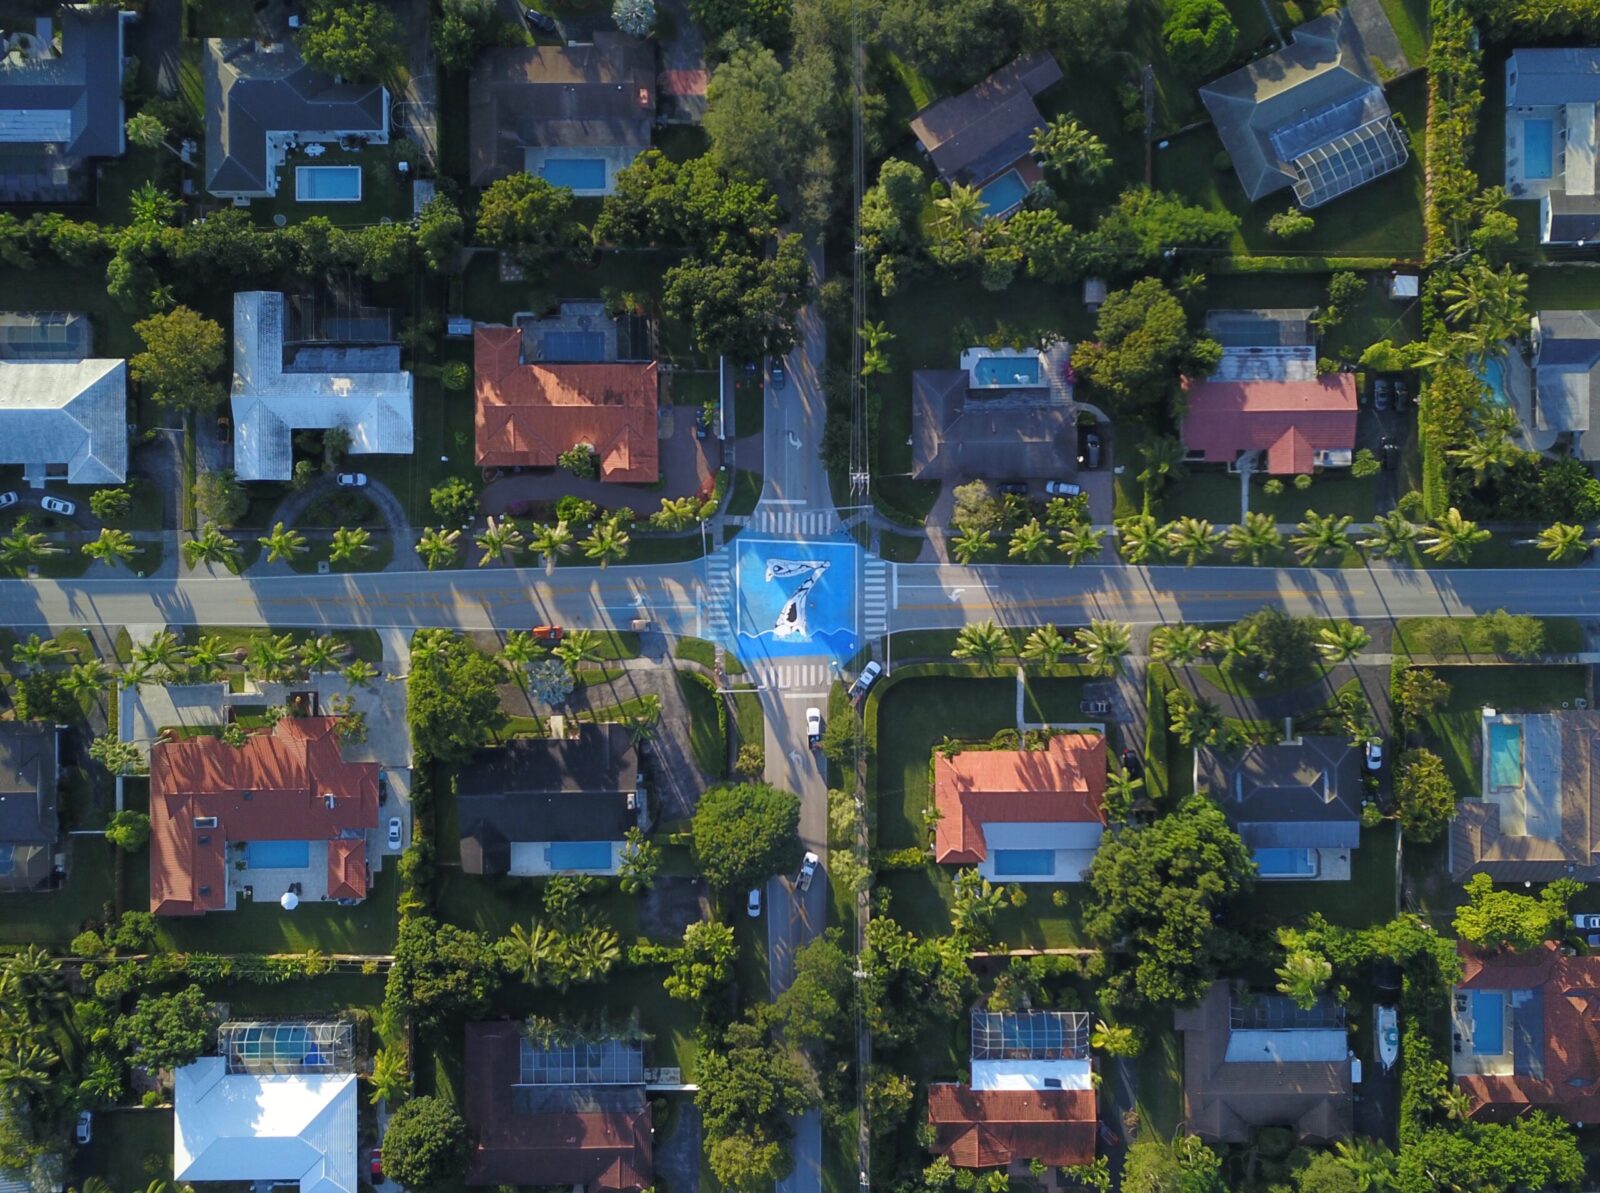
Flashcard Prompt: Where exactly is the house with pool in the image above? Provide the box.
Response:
[148,717,381,916]
[1194,735,1362,880]
[1512,310,1600,460]
[1181,344,1358,476]
[1503,49,1600,243]
[909,52,1062,218]
[1452,941,1600,1122]
[468,33,655,194]
[1451,709,1600,883]
[932,732,1105,883]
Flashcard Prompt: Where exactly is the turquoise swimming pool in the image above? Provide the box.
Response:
[1525,118,1555,181]
[1255,847,1316,877]
[549,841,612,870]
[247,840,311,869]
[978,169,1028,217]
[1475,354,1510,406]
[972,355,1042,386]
[1472,990,1505,1055]
[295,166,362,202]
[1488,720,1523,792]
[993,849,1055,876]
[540,158,608,190]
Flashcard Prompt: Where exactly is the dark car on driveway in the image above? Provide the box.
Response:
[1077,426,1102,469]
[524,6,558,33]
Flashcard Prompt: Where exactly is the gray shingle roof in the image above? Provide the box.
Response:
[909,52,1062,187]
[0,723,58,894]
[1507,49,1600,107]
[910,370,1075,480]
[1194,735,1362,850]
[0,6,126,159]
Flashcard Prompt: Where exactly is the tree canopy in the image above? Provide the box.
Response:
[129,306,225,412]
[1074,278,1220,413]
[691,782,802,890]
[114,985,217,1074]
[1454,873,1581,953]
[406,631,507,764]
[297,0,401,81]
[1394,748,1457,843]
[384,914,502,1029]
[381,1096,469,1189]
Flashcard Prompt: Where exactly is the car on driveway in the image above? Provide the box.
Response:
[848,661,882,706]
[1077,427,1102,469]
[0,492,16,510]
[370,1148,384,1184]
[387,817,403,851]
[1365,739,1383,771]
[1575,914,1600,931]
[1120,748,1143,779]
[41,496,74,516]
[796,851,819,891]
[75,1112,91,1146]
[806,707,823,747]
[747,887,762,918]
[1044,480,1082,497]
[1374,378,1393,411]
[997,481,1029,498]
[523,6,557,34]
[336,472,367,487]
[769,360,787,389]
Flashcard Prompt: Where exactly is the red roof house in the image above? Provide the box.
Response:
[927,1086,1095,1169]
[474,326,658,483]
[149,717,378,916]
[1180,375,1358,475]
[933,734,1105,880]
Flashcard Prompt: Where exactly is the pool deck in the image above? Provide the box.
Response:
[1480,711,1563,839]
[1450,988,1519,1078]
[1505,89,1565,200]
[524,145,640,197]
[1482,346,1547,453]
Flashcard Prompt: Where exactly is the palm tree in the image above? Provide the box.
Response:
[1291,511,1354,565]
[1333,1138,1398,1192]
[343,659,380,688]
[1441,260,1530,346]
[1105,764,1144,819]
[1136,435,1186,507]
[82,527,137,568]
[368,1045,410,1107]
[504,921,555,985]
[0,530,61,566]
[1075,620,1132,675]
[1151,623,1208,666]
[245,632,298,683]
[1030,114,1112,180]
[1275,949,1333,1009]
[416,526,461,570]
[1056,523,1104,565]
[1359,511,1420,559]
[132,629,187,680]
[1007,518,1051,562]
[186,634,230,683]
[1020,625,1068,670]
[624,694,663,747]
[1207,622,1258,664]
[566,924,623,984]
[932,182,985,234]
[475,517,525,567]
[580,515,630,567]
[530,520,575,569]
[650,496,702,532]
[1537,521,1590,562]
[952,619,1011,673]
[1317,621,1371,663]
[183,523,239,569]
[1224,511,1283,564]
[1425,507,1491,564]
[299,635,345,674]
[1115,514,1165,564]
[329,526,373,566]
[10,633,64,674]
[1448,432,1522,485]
[499,630,544,690]
[554,629,604,670]
[258,521,308,565]
[1164,516,1222,566]
[62,659,110,704]
[951,526,994,565]
[1089,1019,1143,1058]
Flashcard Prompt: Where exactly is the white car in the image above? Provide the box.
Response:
[747,887,762,918]
[0,492,16,510]
[1044,480,1082,497]
[848,661,882,706]
[74,1111,91,1145]
[41,496,74,516]
[336,472,368,487]
[796,850,819,891]
[806,707,822,747]
[387,817,404,851]
[1364,739,1383,771]
[1574,914,1600,931]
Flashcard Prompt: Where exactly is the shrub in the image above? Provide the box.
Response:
[441,361,470,392]
[1163,0,1238,79]
[1212,150,1232,172]
[1266,208,1316,240]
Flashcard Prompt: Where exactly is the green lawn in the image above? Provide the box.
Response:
[0,837,118,947]
[208,973,387,1019]
[437,871,643,943]
[178,625,385,663]
[1395,616,1582,658]
[1378,0,1430,69]
[673,636,717,669]
[1230,821,1400,930]
[677,671,727,778]
[1417,666,1589,797]
[74,1108,173,1189]
[731,373,764,438]
[251,142,413,228]
[726,469,763,517]
[877,530,925,563]
[362,341,474,523]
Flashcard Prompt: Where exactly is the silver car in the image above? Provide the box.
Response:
[387,817,404,851]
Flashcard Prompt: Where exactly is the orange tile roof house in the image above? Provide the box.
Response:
[474,325,658,483]
[149,718,379,916]
[1452,941,1600,1122]
[1181,373,1358,475]
[933,733,1105,882]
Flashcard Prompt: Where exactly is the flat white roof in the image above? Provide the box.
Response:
[1225,1028,1348,1063]
[971,1058,1094,1091]
[1570,104,1598,197]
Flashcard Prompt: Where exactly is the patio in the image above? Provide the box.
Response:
[1505,105,1566,200]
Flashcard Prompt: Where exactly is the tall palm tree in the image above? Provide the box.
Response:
[566,924,622,984]
[62,659,110,704]
[1007,518,1051,562]
[1164,516,1222,566]
[952,619,1011,673]
[1359,511,1420,559]
[343,659,380,688]
[1105,764,1144,819]
[416,526,461,570]
[1224,511,1283,565]
[259,521,308,565]
[1441,261,1530,346]
[1291,511,1354,565]
[0,530,60,566]
[1115,515,1165,564]
[580,515,630,567]
[530,520,575,569]
[650,496,701,532]
[1425,507,1491,563]
[1020,625,1068,670]
[554,629,604,670]
[504,921,555,985]
[299,635,346,674]
[1151,623,1207,666]
[82,527,137,568]
[329,526,373,565]
[1056,523,1104,565]
[475,517,525,567]
[951,526,994,565]
[1317,621,1371,663]
[132,630,187,680]
[1448,432,1522,485]
[1537,521,1590,562]
[932,182,985,234]
[499,630,544,690]
[1136,436,1186,507]
[1075,620,1132,675]
[10,633,64,674]
[368,1045,410,1108]
[183,523,239,569]
[186,634,230,683]
[1207,623,1258,664]
[245,632,298,683]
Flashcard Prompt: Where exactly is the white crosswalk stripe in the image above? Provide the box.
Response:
[751,662,834,691]
[863,558,888,637]
[751,508,837,537]
[704,552,733,637]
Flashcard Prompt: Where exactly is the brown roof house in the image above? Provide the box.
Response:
[465,1021,652,1189]
[928,1010,1097,1172]
[911,344,1079,482]
[475,325,659,483]
[1451,941,1600,1122]
[149,717,379,916]
[468,33,655,190]
[910,52,1062,216]
[0,723,60,894]
[1452,710,1600,883]
[933,733,1106,882]
[1175,983,1355,1144]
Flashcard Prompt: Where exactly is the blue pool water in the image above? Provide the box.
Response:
[1472,990,1505,1055]
[972,354,1042,386]
[1525,118,1555,181]
[978,169,1028,217]
[1475,354,1510,406]
[247,840,311,869]
[734,536,860,661]
[993,849,1056,876]
[1488,721,1524,792]
[295,166,362,202]
[1255,847,1316,877]
[549,841,613,870]
[541,158,608,190]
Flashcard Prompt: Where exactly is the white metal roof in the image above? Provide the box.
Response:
[0,357,127,484]
[972,1058,1094,1091]
[174,1057,357,1193]
[1224,1029,1349,1064]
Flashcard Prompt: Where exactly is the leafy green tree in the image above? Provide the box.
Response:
[369,1045,410,1107]
[130,306,225,412]
[949,868,1007,945]
[1275,949,1333,1010]
[858,916,973,1049]
[697,1020,818,1192]
[406,630,507,763]
[297,0,400,81]
[705,42,804,195]
[1396,1114,1581,1193]
[1088,187,1239,273]
[1163,0,1238,77]
[381,1096,468,1189]
[1394,749,1455,843]
[430,476,477,525]
[663,233,812,360]
[104,809,151,847]
[194,469,248,527]
[476,173,576,264]
[691,782,801,890]
[114,985,217,1073]
[89,487,131,522]
[1238,607,1320,680]
[1395,668,1450,721]
[384,915,501,1028]
[1090,1019,1143,1058]
[664,920,738,1001]
[951,479,1003,532]
[773,931,855,1056]
[688,0,792,44]
[1076,278,1217,412]
[1122,1135,1226,1193]
[1454,872,1582,953]
[1031,115,1111,181]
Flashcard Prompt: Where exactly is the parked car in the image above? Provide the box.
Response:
[1044,480,1082,497]
[1381,436,1399,470]
[848,661,883,706]
[0,492,16,510]
[747,887,762,918]
[1120,748,1143,780]
[75,1111,91,1146]
[1395,380,1410,408]
[769,360,787,390]
[41,496,74,516]
[370,1148,384,1184]
[694,409,711,440]
[1077,427,1102,469]
[387,817,403,851]
[1575,914,1600,931]
[378,774,389,805]
[1374,378,1393,411]
[806,707,823,747]
[336,472,368,487]
[997,481,1029,497]
[1364,739,1384,771]
[796,851,819,891]
[523,6,557,33]
[531,625,564,643]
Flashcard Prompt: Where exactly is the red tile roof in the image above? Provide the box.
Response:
[1456,941,1600,1122]
[927,1085,1095,1169]
[933,734,1105,864]
[149,718,378,916]
[474,326,658,483]
[1180,375,1357,475]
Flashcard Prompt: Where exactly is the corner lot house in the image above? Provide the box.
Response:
[933,733,1105,882]
[465,1021,652,1190]
[0,354,127,487]
[1451,941,1600,1121]
[1181,341,1357,475]
[1200,10,1406,208]
[204,39,388,200]
[456,726,645,877]
[1503,50,1600,242]
[1195,735,1362,880]
[910,343,1077,482]
[927,1010,1096,1171]
[1176,983,1355,1143]
[231,291,414,481]
[469,33,655,193]
[149,717,379,916]
[1453,709,1600,882]
[909,52,1062,218]
[1524,310,1600,458]
[0,5,130,202]
[0,723,60,894]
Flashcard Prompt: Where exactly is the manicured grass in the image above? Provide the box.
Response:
[178,625,385,664]
[1526,265,1600,310]
[1132,1020,1184,1141]
[74,1108,173,1189]
[1162,471,1377,525]
[1021,673,1104,723]
[1229,821,1400,930]
[0,837,118,947]
[726,468,762,517]
[1417,665,1589,797]
[731,374,764,438]
[677,671,727,778]
[730,687,763,753]
[208,973,387,1019]
[1395,615,1582,658]
[878,530,925,563]
[1195,657,1333,700]
[673,637,718,669]
[251,142,412,229]
[1379,0,1431,69]
[437,871,642,944]
[362,343,474,523]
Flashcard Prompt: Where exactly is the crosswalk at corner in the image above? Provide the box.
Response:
[863,559,888,637]
[704,551,732,638]
[752,508,837,537]
[751,661,834,692]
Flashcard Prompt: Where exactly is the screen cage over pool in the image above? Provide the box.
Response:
[220,1020,356,1076]
[970,1010,1091,1061]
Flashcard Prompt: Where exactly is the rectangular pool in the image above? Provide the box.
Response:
[978,168,1028,217]
[247,840,311,869]
[972,355,1042,387]
[1255,847,1317,877]
[295,165,363,203]
[548,841,613,871]
[1488,721,1524,792]
[540,158,608,191]
[1524,118,1555,181]
[1472,990,1505,1055]
[993,849,1056,877]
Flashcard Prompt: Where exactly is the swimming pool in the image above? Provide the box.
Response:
[993,849,1056,877]
[1475,354,1510,406]
[1255,847,1317,877]
[1488,720,1524,792]
[978,169,1028,217]
[1525,118,1555,181]
[247,840,311,869]
[972,355,1043,386]
[1471,990,1505,1055]
[540,158,608,191]
[548,841,613,870]
[295,166,363,202]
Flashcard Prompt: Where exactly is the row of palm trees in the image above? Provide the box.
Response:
[11,630,380,692]
[417,514,630,571]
